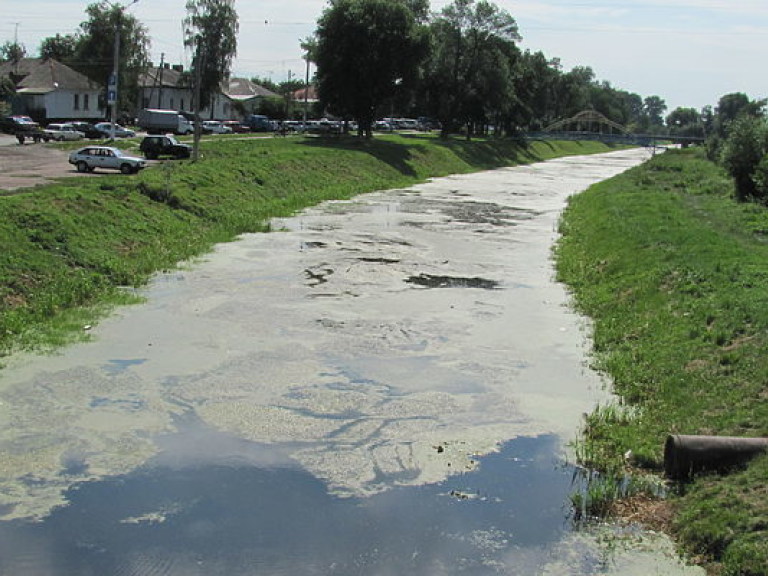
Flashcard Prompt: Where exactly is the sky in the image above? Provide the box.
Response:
[2,0,767,115]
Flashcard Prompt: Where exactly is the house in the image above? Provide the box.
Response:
[137,64,196,117]
[0,58,103,121]
[137,64,279,120]
[225,77,280,115]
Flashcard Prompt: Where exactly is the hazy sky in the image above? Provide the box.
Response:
[3,0,767,114]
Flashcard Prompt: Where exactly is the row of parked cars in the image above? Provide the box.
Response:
[1,115,137,141]
[46,121,136,140]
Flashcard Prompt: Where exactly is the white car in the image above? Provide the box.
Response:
[43,123,85,141]
[202,120,232,134]
[68,146,146,174]
[94,122,136,138]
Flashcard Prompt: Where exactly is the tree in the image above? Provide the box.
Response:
[0,75,15,116]
[666,107,702,138]
[0,41,26,64]
[424,0,521,138]
[400,0,430,22]
[184,0,239,159]
[719,116,768,202]
[714,92,766,137]
[39,34,79,62]
[315,0,428,137]
[72,2,150,116]
[642,95,667,129]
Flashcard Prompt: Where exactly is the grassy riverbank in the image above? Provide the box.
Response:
[0,134,616,358]
[556,147,768,575]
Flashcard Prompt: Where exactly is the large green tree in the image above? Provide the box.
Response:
[184,0,239,158]
[73,2,150,115]
[714,92,766,137]
[315,0,428,137]
[423,0,521,138]
[39,34,78,62]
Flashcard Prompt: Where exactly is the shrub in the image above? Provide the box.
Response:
[719,116,768,202]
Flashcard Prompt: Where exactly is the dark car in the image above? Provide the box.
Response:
[244,114,273,132]
[0,115,40,134]
[139,135,192,160]
[70,122,105,139]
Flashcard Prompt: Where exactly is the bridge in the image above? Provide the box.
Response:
[528,110,705,147]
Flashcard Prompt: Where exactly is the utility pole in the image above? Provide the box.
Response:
[12,22,20,74]
[109,0,139,140]
[303,54,310,129]
[157,52,165,108]
[192,46,204,162]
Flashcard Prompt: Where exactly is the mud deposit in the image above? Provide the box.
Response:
[0,149,702,574]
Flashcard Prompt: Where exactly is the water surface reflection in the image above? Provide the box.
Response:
[0,425,581,575]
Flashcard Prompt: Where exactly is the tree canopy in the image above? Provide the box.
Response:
[311,0,676,139]
[315,0,428,137]
[39,34,78,62]
[184,0,239,113]
[75,2,150,112]
[36,2,149,114]
[184,0,239,159]
[421,0,520,138]
[0,41,26,64]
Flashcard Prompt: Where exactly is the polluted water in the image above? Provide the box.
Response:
[0,149,702,575]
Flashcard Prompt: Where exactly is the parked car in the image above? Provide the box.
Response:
[222,120,250,133]
[68,146,146,174]
[0,115,39,134]
[417,117,442,131]
[43,123,85,141]
[244,114,273,132]
[94,122,136,138]
[201,120,232,134]
[139,134,192,160]
[1,115,49,142]
[69,122,105,139]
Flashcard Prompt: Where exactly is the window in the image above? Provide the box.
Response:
[84,94,90,110]
[74,94,80,110]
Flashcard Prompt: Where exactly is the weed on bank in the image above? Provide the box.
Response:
[556,147,768,574]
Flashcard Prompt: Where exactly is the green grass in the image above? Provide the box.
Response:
[0,134,618,357]
[556,147,768,574]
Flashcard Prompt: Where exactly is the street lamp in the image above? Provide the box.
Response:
[108,0,139,140]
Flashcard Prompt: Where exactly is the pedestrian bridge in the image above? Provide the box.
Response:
[528,110,704,147]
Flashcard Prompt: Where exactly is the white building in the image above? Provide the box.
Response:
[0,58,103,121]
[138,64,279,120]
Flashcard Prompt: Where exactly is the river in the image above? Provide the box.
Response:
[0,148,703,575]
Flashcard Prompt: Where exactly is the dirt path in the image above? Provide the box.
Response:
[0,135,85,192]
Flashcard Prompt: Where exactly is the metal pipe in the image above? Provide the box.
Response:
[664,434,768,480]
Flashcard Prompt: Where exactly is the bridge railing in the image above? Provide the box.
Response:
[525,131,704,147]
